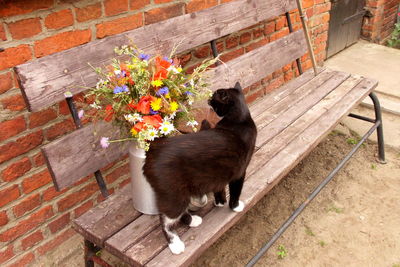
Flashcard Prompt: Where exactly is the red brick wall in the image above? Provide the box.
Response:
[362,0,400,42]
[0,0,331,265]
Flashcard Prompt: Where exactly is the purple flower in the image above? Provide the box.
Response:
[100,137,110,148]
[150,108,159,115]
[113,85,128,94]
[163,56,173,64]
[139,53,150,61]
[117,70,126,78]
[156,86,169,96]
[184,91,193,96]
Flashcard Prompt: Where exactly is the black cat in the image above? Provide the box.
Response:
[143,82,257,254]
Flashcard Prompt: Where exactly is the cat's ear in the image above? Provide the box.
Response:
[234,82,242,91]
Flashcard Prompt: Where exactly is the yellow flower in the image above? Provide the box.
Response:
[151,98,162,111]
[170,101,179,112]
[130,128,138,136]
[151,80,163,87]
[176,67,183,73]
[165,93,171,99]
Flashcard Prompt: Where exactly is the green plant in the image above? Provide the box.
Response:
[328,205,344,213]
[387,23,400,48]
[318,240,326,247]
[371,163,377,170]
[305,226,315,236]
[277,245,288,259]
[346,138,357,145]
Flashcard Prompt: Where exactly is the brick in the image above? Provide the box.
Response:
[1,157,32,182]
[193,45,210,59]
[1,93,26,111]
[284,70,295,82]
[105,164,129,183]
[21,231,44,250]
[42,186,67,202]
[104,0,128,16]
[8,18,42,40]
[0,245,14,265]
[130,0,150,10]
[303,0,314,9]
[29,108,57,129]
[225,36,239,49]
[0,206,53,242]
[270,28,289,41]
[245,88,264,104]
[22,170,52,194]
[0,45,32,71]
[44,119,75,141]
[0,130,43,164]
[0,72,13,94]
[0,0,53,17]
[57,182,98,212]
[154,0,174,3]
[34,30,91,58]
[74,200,94,218]
[76,3,102,22]
[265,76,285,94]
[253,27,264,39]
[0,185,20,208]
[145,3,184,25]
[44,9,73,30]
[13,193,41,218]
[119,177,130,188]
[0,211,9,227]
[97,188,115,203]
[0,23,6,41]
[6,252,35,267]
[48,213,70,233]
[239,32,252,44]
[0,116,26,142]
[32,152,45,167]
[177,52,192,67]
[38,228,76,255]
[275,16,287,31]
[186,0,218,13]
[58,101,71,115]
[220,47,244,62]
[96,14,143,38]
[245,38,269,52]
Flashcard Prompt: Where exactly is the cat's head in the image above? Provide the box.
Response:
[208,82,249,121]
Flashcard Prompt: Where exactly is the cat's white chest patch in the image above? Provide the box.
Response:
[233,200,245,212]
[169,234,185,255]
[189,215,202,227]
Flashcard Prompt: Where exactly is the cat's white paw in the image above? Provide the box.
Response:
[232,200,245,212]
[189,215,202,227]
[169,235,185,255]
[213,200,225,207]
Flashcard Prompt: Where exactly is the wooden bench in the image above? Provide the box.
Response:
[15,0,385,266]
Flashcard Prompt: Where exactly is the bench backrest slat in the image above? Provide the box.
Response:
[15,0,297,112]
[42,30,306,190]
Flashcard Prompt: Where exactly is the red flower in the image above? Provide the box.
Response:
[104,105,114,122]
[127,101,137,111]
[156,56,172,70]
[153,69,168,80]
[152,57,171,81]
[143,114,163,129]
[133,122,145,132]
[136,95,156,114]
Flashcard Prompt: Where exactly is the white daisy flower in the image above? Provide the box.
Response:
[90,102,101,109]
[114,69,121,76]
[159,121,175,135]
[124,113,143,123]
[186,120,198,127]
[146,128,159,141]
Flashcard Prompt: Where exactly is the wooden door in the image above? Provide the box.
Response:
[327,0,366,58]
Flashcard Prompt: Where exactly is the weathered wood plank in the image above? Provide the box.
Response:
[41,121,128,191]
[145,77,377,267]
[249,68,324,119]
[41,31,306,191]
[208,30,307,92]
[72,185,141,246]
[15,0,297,112]
[248,75,363,177]
[254,71,350,147]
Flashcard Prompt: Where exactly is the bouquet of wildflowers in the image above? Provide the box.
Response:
[86,44,217,151]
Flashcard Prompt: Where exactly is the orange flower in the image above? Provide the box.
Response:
[133,122,145,132]
[153,69,168,80]
[104,105,114,122]
[142,114,163,129]
[127,101,137,111]
[136,95,156,114]
[152,57,171,81]
[155,56,172,70]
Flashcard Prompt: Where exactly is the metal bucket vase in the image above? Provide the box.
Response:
[129,144,159,215]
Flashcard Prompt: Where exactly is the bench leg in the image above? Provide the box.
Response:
[369,92,386,163]
[84,240,95,267]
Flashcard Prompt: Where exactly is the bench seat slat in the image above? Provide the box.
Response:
[145,76,377,267]
[72,185,140,246]
[15,0,297,112]
[255,71,350,147]
[42,30,307,191]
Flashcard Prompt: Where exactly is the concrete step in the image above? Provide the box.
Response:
[360,92,400,116]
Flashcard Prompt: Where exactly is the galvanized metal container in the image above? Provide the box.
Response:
[129,144,159,215]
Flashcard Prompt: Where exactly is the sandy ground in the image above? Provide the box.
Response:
[191,128,400,267]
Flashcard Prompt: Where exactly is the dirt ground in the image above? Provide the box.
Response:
[191,128,400,267]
